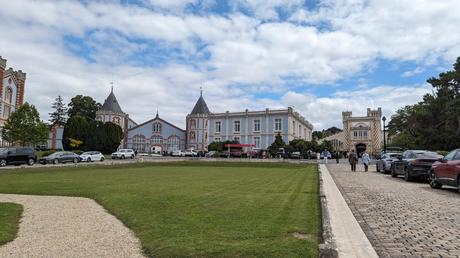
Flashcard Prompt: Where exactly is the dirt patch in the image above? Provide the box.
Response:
[291,232,315,241]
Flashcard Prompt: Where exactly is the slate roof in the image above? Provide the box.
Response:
[101,89,124,113]
[191,93,210,115]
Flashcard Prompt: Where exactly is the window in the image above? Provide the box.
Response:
[454,151,460,160]
[233,136,240,143]
[275,118,282,131]
[299,125,301,137]
[444,150,457,161]
[253,119,260,132]
[190,132,196,141]
[292,121,296,135]
[112,116,121,125]
[214,137,221,142]
[234,120,240,133]
[167,136,180,152]
[253,136,260,148]
[304,128,307,139]
[132,135,146,152]
[5,87,13,103]
[153,122,162,133]
[215,121,221,133]
[353,130,368,139]
[190,119,196,129]
[151,135,163,145]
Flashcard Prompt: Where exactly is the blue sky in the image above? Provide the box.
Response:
[1,0,459,129]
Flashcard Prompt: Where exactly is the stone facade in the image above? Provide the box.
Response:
[0,56,26,146]
[321,108,382,156]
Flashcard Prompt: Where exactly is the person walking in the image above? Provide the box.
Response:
[348,150,358,172]
[335,151,340,164]
[362,151,370,172]
[322,149,330,164]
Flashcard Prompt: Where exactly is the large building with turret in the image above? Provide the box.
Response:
[0,56,26,146]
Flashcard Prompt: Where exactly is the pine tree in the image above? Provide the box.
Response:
[49,95,68,126]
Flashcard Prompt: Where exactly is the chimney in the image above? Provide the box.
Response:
[14,69,27,107]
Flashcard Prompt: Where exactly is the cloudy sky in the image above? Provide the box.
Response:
[1,0,459,130]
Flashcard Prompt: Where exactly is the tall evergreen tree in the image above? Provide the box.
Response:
[49,95,67,126]
[268,133,286,155]
[2,103,48,146]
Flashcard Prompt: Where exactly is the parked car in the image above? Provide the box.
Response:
[172,150,185,157]
[429,148,460,193]
[184,149,197,157]
[276,148,285,158]
[80,151,105,162]
[205,151,216,158]
[376,152,401,173]
[391,150,443,181]
[111,149,135,159]
[39,151,81,165]
[0,147,36,167]
[290,151,301,159]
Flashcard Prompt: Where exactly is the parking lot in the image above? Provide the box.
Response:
[327,163,460,257]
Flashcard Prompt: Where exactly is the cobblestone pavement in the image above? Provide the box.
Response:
[327,163,460,258]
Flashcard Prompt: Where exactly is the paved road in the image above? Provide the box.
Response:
[327,163,460,258]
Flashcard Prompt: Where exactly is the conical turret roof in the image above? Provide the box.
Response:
[191,91,210,115]
[101,88,124,113]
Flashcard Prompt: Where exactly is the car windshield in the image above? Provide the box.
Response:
[415,152,439,159]
[82,152,92,155]
[49,152,62,158]
[389,154,400,158]
[0,148,7,154]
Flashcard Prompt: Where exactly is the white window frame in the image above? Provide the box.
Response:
[215,121,221,133]
[234,120,241,133]
[253,136,261,148]
[274,118,282,131]
[253,119,260,132]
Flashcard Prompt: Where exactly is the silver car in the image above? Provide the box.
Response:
[376,152,401,173]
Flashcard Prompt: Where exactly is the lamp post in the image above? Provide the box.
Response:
[382,116,387,153]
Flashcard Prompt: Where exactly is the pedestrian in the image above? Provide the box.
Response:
[362,151,370,172]
[322,149,330,164]
[335,151,340,164]
[348,150,358,172]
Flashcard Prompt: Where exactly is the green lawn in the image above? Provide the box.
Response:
[0,162,320,257]
[0,203,22,246]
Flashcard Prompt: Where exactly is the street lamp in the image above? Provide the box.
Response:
[382,116,387,153]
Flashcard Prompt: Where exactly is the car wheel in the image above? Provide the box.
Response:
[391,166,396,177]
[73,158,79,163]
[428,170,442,189]
[121,155,125,159]
[87,157,92,162]
[131,155,134,159]
[53,159,59,164]
[0,159,7,167]
[404,168,412,182]
[376,163,381,172]
[100,157,105,162]
[27,158,35,166]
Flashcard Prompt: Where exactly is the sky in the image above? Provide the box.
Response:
[1,0,459,130]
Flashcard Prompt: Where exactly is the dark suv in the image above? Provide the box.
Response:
[0,147,37,167]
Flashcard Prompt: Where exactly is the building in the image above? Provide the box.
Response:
[0,56,26,146]
[126,112,186,153]
[96,88,137,148]
[47,125,64,150]
[320,108,383,156]
[187,92,313,151]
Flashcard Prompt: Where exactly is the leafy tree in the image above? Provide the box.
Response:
[208,141,224,152]
[49,95,68,126]
[319,140,334,153]
[268,133,286,155]
[62,116,89,150]
[312,126,342,140]
[1,103,48,146]
[67,95,102,119]
[101,122,123,154]
[388,57,460,150]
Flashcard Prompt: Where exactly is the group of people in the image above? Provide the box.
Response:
[347,150,370,172]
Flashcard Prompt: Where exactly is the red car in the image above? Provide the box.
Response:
[429,148,460,193]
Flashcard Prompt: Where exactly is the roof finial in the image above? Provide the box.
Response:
[156,107,159,118]
[110,81,114,93]
[200,86,203,96]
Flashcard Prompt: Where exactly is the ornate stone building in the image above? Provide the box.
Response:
[320,108,383,156]
[186,90,210,151]
[0,56,26,146]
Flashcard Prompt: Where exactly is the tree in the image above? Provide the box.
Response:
[1,103,48,146]
[67,95,102,119]
[49,95,68,126]
[101,122,123,154]
[62,116,89,150]
[208,141,224,152]
[268,133,286,155]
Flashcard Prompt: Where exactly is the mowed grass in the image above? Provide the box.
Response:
[0,162,320,257]
[0,203,22,245]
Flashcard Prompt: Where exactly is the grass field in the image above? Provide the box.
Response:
[0,203,22,246]
[0,162,320,257]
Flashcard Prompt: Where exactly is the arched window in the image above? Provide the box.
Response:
[112,116,121,125]
[151,135,163,145]
[132,135,146,153]
[190,132,196,141]
[153,122,162,133]
[5,87,13,103]
[190,119,196,129]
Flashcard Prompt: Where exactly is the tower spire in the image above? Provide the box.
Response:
[200,86,203,96]
[110,81,114,93]
[156,107,159,118]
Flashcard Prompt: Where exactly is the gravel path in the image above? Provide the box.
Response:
[0,194,144,258]
[327,164,460,258]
